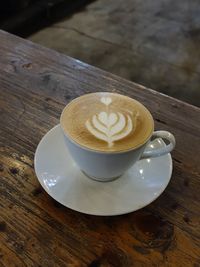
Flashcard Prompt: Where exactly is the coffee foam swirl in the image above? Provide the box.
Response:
[85,97,137,147]
[60,93,154,152]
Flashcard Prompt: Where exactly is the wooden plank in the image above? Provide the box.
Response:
[0,30,200,266]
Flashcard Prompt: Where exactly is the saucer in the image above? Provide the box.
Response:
[34,125,172,216]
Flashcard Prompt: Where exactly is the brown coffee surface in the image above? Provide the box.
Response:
[60,92,154,152]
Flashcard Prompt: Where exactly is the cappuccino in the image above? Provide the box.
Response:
[60,92,154,152]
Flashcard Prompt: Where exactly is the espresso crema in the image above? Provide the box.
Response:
[60,92,154,152]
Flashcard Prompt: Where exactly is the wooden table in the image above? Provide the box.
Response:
[0,30,200,267]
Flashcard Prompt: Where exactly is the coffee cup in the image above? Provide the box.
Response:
[60,92,175,182]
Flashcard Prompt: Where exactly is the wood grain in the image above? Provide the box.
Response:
[0,30,200,267]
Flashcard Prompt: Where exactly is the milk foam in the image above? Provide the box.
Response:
[85,97,134,147]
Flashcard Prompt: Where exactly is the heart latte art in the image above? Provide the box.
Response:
[86,97,135,147]
[60,93,154,152]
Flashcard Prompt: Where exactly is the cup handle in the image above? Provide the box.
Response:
[141,131,175,159]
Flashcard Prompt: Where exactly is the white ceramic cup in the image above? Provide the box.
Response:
[60,99,175,182]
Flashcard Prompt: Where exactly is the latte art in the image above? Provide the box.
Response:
[85,97,136,147]
[101,96,112,106]
[60,92,154,152]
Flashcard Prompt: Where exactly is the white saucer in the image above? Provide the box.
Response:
[34,125,172,216]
